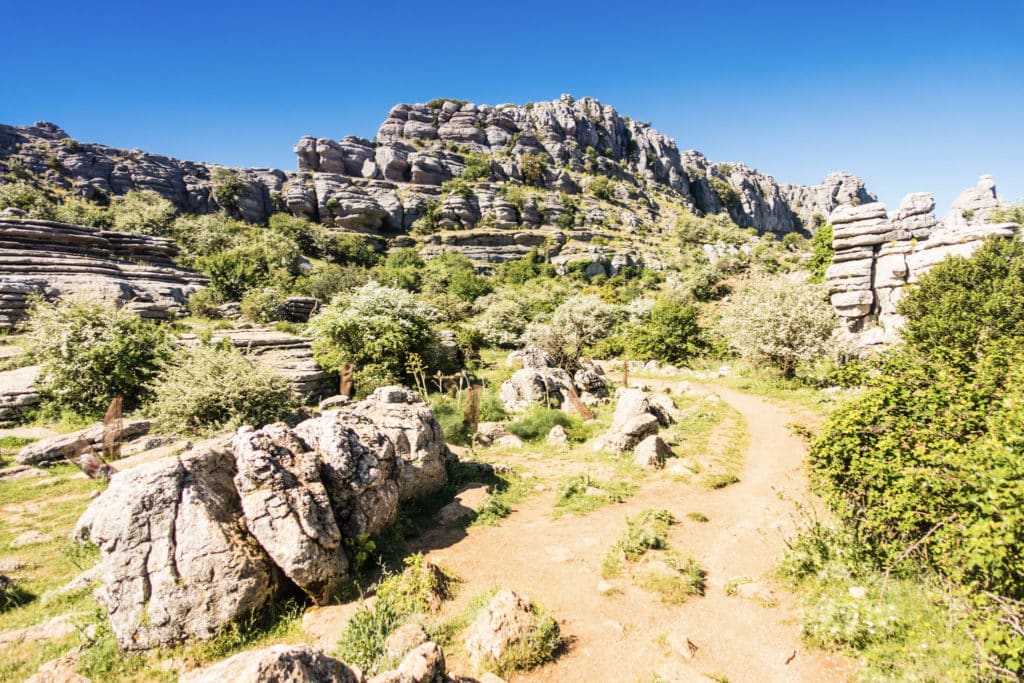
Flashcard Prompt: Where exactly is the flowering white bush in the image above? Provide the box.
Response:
[718,275,839,377]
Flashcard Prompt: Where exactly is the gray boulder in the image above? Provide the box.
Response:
[464,589,549,672]
[331,386,448,502]
[74,443,277,650]
[16,418,152,465]
[295,411,400,538]
[180,644,361,683]
[633,435,672,469]
[232,424,347,605]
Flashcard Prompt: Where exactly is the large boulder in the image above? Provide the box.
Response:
[180,644,361,683]
[332,386,448,502]
[74,443,277,650]
[499,366,575,413]
[233,424,347,605]
[295,411,400,538]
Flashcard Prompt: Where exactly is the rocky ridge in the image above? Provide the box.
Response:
[1,96,876,271]
[74,386,449,651]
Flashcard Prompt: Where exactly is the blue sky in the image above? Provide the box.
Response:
[3,0,1022,212]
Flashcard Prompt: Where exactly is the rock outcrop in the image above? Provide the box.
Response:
[0,365,40,425]
[233,424,347,605]
[2,97,885,276]
[74,442,278,650]
[825,176,1019,348]
[16,417,152,465]
[0,217,205,330]
[499,346,606,413]
[464,589,551,672]
[598,388,672,453]
[74,394,449,650]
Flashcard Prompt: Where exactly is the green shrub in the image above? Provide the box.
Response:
[806,224,833,283]
[109,190,176,234]
[211,167,248,213]
[460,152,492,182]
[23,300,172,416]
[709,176,738,207]
[240,287,286,323]
[377,248,425,291]
[898,236,1024,365]
[307,281,437,380]
[587,175,614,201]
[615,509,676,560]
[526,294,621,368]
[187,288,223,318]
[148,344,294,434]
[495,248,556,286]
[518,153,547,186]
[627,298,704,364]
[422,253,493,302]
[168,212,246,262]
[506,406,575,442]
[198,232,301,300]
[0,181,57,219]
[296,263,371,302]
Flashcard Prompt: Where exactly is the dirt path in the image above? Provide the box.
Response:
[415,384,857,682]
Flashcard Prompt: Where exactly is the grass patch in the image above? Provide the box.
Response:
[488,603,562,676]
[335,555,456,675]
[427,588,497,650]
[602,510,706,605]
[686,511,709,523]
[637,552,706,605]
[704,472,739,489]
[0,436,34,465]
[781,522,976,681]
[552,472,637,517]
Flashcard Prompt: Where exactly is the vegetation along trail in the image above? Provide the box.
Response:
[415,382,856,682]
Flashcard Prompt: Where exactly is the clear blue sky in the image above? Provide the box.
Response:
[3,1,1022,213]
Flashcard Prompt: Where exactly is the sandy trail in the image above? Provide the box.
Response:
[414,384,856,682]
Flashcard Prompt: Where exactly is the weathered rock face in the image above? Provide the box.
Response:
[599,388,671,453]
[294,411,400,538]
[330,386,449,502]
[825,176,1019,349]
[0,218,206,330]
[498,346,604,413]
[74,397,452,650]
[74,443,278,651]
[180,644,362,683]
[2,98,884,274]
[0,365,40,425]
[16,418,152,465]
[0,122,288,225]
[233,424,347,605]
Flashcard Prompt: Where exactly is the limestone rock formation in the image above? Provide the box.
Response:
[633,435,672,469]
[294,411,401,537]
[499,346,606,413]
[0,218,205,330]
[232,423,347,605]
[599,388,670,453]
[74,442,278,650]
[179,644,361,683]
[329,386,449,502]
[0,365,40,425]
[16,418,152,465]
[825,176,1019,348]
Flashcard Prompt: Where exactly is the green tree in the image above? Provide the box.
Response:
[806,224,834,283]
[307,281,437,381]
[421,252,493,302]
[519,153,547,186]
[718,276,839,377]
[628,298,704,364]
[898,236,1024,365]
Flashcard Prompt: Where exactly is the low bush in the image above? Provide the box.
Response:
[147,344,294,435]
[506,406,575,442]
[23,300,172,416]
